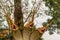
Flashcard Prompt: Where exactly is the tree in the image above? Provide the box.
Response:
[13,0,41,40]
[44,0,60,35]
[0,0,60,40]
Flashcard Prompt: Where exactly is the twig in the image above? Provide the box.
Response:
[24,0,42,23]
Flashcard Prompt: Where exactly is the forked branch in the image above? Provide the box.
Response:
[5,13,19,31]
[37,19,54,34]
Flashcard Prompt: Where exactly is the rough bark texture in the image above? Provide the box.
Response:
[14,0,24,30]
[13,0,24,40]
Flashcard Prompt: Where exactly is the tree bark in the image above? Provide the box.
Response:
[14,0,24,30]
[13,0,41,40]
[13,0,24,40]
[23,28,41,40]
[13,28,41,40]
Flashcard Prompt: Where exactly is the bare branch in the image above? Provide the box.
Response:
[24,0,42,23]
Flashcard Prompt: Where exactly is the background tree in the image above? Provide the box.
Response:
[44,0,60,35]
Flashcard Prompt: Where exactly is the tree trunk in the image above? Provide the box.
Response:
[13,28,41,40]
[14,0,24,30]
[13,0,41,40]
[13,0,24,40]
[13,30,23,40]
[23,28,41,40]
